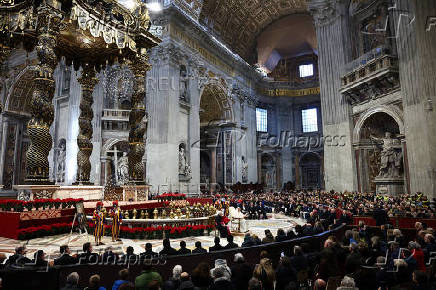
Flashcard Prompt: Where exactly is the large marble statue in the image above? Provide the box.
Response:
[179,65,189,102]
[179,146,191,178]
[179,147,186,173]
[56,140,66,183]
[241,156,248,183]
[117,152,129,185]
[370,132,403,178]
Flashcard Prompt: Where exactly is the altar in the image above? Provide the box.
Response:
[13,185,104,201]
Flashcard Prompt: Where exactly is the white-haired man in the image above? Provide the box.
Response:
[60,272,80,290]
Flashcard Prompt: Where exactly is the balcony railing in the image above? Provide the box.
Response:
[102,109,131,120]
[340,53,399,105]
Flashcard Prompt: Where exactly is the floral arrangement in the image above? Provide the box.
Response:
[155,193,186,202]
[17,222,73,240]
[0,198,84,212]
[89,223,215,239]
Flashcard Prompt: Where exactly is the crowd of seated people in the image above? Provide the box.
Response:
[3,218,436,290]
[2,190,436,290]
[230,191,435,222]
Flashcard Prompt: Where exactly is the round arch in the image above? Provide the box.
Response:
[353,105,404,144]
[300,151,321,162]
[199,78,234,124]
[5,65,38,115]
[102,138,128,156]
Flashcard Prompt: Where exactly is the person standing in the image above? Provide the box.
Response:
[93,201,105,246]
[111,201,123,242]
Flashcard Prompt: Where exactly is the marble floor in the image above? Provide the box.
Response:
[0,214,306,260]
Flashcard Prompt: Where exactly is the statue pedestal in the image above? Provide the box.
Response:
[121,185,150,201]
[13,185,103,201]
[374,177,404,195]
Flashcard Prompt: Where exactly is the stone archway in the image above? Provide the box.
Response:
[101,138,129,186]
[353,111,404,192]
[0,66,37,189]
[199,79,234,125]
[261,153,277,190]
[199,79,234,191]
[299,152,321,189]
[353,105,404,144]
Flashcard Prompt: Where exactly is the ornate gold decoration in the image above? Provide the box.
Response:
[199,0,307,60]
[25,7,61,184]
[127,55,150,184]
[1,0,160,185]
[0,0,14,5]
[257,87,321,98]
[75,64,98,184]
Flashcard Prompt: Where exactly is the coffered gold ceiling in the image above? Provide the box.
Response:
[199,0,308,62]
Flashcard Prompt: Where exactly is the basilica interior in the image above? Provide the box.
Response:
[0,0,436,288]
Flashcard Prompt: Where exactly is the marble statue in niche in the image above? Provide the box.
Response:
[241,156,248,183]
[179,65,189,102]
[179,144,192,179]
[370,132,403,178]
[56,139,66,183]
[117,152,129,185]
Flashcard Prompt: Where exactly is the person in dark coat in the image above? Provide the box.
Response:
[224,235,239,250]
[345,243,363,274]
[209,237,224,252]
[230,253,252,290]
[60,272,82,290]
[209,267,234,290]
[192,241,207,254]
[121,246,138,264]
[289,246,308,272]
[159,239,178,256]
[32,250,48,268]
[275,229,287,242]
[140,243,158,260]
[241,233,255,247]
[191,262,212,289]
[55,245,79,266]
[177,241,192,255]
[5,246,32,267]
[275,256,297,290]
[262,230,275,244]
[373,207,389,226]
[78,242,99,264]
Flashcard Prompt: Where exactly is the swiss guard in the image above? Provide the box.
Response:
[110,200,123,242]
[92,201,105,246]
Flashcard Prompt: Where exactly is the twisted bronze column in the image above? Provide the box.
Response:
[0,46,12,108]
[127,55,150,184]
[25,7,61,184]
[75,64,98,184]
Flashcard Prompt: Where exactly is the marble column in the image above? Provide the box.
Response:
[127,54,150,185]
[209,146,217,192]
[295,154,300,189]
[25,6,61,184]
[75,64,98,184]
[308,0,356,191]
[392,0,436,197]
[0,46,12,114]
